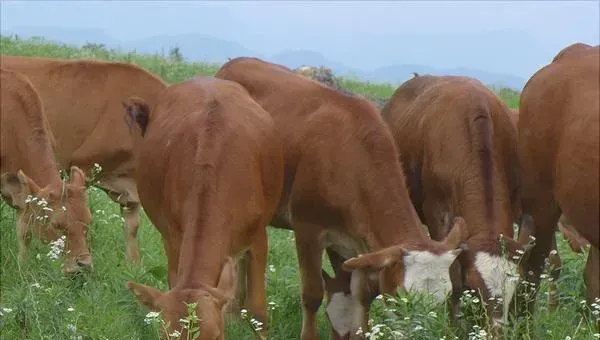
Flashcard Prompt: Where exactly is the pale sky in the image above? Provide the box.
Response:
[1,1,599,79]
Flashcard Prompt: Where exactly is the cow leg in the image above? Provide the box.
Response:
[348,269,370,340]
[547,236,561,312]
[16,210,31,263]
[584,246,600,331]
[121,203,141,264]
[94,174,141,264]
[294,229,324,340]
[231,251,248,316]
[518,198,560,320]
[244,227,269,336]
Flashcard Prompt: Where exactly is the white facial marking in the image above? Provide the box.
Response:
[326,292,352,337]
[475,251,519,324]
[403,250,459,303]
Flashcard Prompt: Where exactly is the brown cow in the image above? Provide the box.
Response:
[0,55,167,264]
[122,75,284,339]
[517,43,599,326]
[381,74,533,328]
[0,67,92,274]
[506,106,576,311]
[215,57,467,340]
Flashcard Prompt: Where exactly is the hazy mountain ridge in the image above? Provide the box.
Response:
[1,26,527,90]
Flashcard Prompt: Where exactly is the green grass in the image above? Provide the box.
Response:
[0,36,595,339]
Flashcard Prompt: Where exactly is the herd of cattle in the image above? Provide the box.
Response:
[0,41,598,340]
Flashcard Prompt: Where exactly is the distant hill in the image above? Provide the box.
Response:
[124,33,266,64]
[1,26,526,90]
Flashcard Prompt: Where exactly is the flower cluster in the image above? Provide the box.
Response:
[25,194,52,223]
[47,235,66,260]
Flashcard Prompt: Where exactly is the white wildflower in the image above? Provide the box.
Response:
[250,318,263,331]
[144,311,160,324]
[169,330,181,338]
[0,307,13,316]
[47,235,66,259]
[67,307,75,312]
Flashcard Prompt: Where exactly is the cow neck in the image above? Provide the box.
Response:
[360,169,430,250]
[173,218,228,291]
[16,123,64,198]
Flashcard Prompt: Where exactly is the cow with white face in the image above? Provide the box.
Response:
[379,74,533,331]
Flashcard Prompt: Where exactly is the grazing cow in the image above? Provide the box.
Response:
[507,106,566,311]
[0,55,167,264]
[215,57,467,340]
[381,74,533,328]
[0,68,92,274]
[517,43,599,325]
[122,76,284,339]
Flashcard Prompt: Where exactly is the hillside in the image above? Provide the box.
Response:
[0,35,520,108]
[1,27,527,90]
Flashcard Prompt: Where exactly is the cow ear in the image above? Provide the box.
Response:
[442,216,469,250]
[68,166,87,187]
[122,96,150,137]
[1,172,26,208]
[0,171,42,208]
[342,246,406,273]
[127,281,164,311]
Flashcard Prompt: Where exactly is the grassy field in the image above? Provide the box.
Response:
[0,36,597,340]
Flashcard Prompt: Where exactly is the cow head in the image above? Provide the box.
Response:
[341,217,468,303]
[454,215,534,328]
[127,257,236,340]
[461,236,533,327]
[0,166,92,273]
